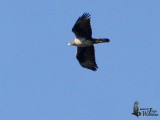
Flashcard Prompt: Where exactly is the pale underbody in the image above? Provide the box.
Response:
[68,38,93,47]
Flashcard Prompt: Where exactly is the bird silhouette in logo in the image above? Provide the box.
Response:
[131,101,141,118]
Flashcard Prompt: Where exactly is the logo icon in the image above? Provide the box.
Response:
[131,101,158,117]
[131,101,141,118]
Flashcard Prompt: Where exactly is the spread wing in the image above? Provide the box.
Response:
[76,45,98,71]
[72,13,92,39]
[133,101,139,113]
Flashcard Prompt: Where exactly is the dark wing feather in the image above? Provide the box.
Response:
[76,45,98,71]
[133,101,139,113]
[72,13,92,39]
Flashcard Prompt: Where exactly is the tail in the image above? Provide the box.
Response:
[93,38,110,44]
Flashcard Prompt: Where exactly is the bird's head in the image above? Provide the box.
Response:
[68,41,76,46]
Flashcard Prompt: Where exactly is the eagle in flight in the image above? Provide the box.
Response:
[68,13,110,71]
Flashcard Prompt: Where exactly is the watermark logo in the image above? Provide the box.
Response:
[131,101,141,118]
[131,101,158,118]
[140,108,158,116]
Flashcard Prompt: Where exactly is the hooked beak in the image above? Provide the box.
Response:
[68,41,75,46]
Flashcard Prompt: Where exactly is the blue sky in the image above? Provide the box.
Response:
[0,0,160,120]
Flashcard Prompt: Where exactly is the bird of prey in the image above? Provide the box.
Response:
[131,101,141,118]
[68,13,110,71]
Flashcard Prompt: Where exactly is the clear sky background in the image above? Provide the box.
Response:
[0,0,160,120]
